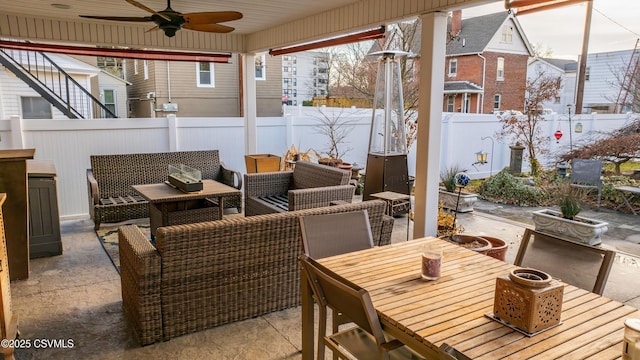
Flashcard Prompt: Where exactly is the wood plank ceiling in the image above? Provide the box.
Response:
[0,0,495,53]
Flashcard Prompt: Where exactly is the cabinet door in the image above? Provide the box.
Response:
[0,194,17,345]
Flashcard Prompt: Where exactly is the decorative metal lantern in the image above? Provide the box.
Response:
[493,268,564,335]
[363,51,410,201]
[554,130,563,142]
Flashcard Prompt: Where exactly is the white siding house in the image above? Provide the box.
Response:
[527,57,577,114]
[0,51,127,119]
[581,49,636,114]
[97,70,130,118]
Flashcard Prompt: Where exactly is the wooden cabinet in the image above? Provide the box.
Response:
[0,149,35,280]
[28,160,62,258]
[0,194,18,360]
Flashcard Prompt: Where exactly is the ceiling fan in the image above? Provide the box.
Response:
[80,0,243,38]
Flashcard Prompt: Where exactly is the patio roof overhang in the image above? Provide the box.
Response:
[0,0,495,54]
[0,0,498,239]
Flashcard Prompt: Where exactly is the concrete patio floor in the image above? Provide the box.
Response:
[9,199,640,359]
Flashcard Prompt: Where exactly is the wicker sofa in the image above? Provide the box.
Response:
[244,161,355,216]
[87,150,241,230]
[118,200,393,345]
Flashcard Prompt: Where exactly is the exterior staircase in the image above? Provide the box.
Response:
[0,47,116,119]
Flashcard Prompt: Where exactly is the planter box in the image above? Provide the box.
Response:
[439,189,478,213]
[531,209,609,246]
[245,154,281,173]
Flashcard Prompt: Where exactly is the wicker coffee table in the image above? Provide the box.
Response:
[132,180,242,236]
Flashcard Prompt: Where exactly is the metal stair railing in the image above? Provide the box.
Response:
[0,47,117,119]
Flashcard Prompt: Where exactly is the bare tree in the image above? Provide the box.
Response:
[531,42,554,58]
[329,41,377,100]
[605,59,640,113]
[312,107,360,160]
[327,20,421,151]
[495,71,562,176]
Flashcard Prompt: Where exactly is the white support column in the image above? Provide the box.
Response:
[167,114,178,151]
[243,53,258,155]
[413,12,448,238]
[10,115,24,149]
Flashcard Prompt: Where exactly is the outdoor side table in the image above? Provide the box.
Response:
[370,191,411,241]
[132,180,241,237]
[615,186,640,215]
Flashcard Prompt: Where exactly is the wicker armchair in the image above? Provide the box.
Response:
[244,161,355,216]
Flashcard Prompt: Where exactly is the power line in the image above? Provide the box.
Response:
[593,6,640,38]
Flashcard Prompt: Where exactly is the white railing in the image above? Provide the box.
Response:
[0,109,635,218]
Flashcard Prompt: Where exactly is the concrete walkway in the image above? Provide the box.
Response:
[7,200,640,359]
[394,199,640,308]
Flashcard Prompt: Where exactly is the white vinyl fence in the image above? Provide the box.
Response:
[0,108,635,218]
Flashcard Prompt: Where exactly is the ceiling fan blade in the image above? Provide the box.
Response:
[146,26,160,33]
[182,11,243,25]
[79,15,153,22]
[183,23,235,33]
[125,0,172,22]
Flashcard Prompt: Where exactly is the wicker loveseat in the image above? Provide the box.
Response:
[244,161,355,216]
[87,150,241,229]
[118,200,393,345]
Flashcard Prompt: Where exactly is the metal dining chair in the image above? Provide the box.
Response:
[514,229,616,295]
[299,209,374,260]
[299,254,425,360]
[299,210,375,358]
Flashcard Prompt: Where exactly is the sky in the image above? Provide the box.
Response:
[463,0,640,59]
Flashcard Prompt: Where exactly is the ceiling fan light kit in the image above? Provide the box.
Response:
[80,0,242,38]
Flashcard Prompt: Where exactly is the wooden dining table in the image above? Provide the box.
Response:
[301,237,640,359]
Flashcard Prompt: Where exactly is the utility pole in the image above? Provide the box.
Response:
[575,0,593,114]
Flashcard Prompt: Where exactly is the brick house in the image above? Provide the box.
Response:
[444,11,533,113]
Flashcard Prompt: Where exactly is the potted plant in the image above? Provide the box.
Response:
[532,182,609,245]
[439,165,478,213]
[434,201,494,254]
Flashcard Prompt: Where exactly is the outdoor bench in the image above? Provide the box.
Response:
[87,150,241,229]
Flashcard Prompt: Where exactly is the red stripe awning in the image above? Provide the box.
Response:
[269,26,385,56]
[506,0,589,16]
[0,40,231,63]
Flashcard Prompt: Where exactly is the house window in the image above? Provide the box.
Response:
[101,89,117,117]
[494,94,501,110]
[447,95,455,112]
[197,62,215,87]
[497,57,505,81]
[255,54,266,80]
[585,67,590,81]
[21,97,52,119]
[143,60,148,80]
[134,60,138,75]
[449,59,458,77]
[555,96,561,104]
[501,26,513,43]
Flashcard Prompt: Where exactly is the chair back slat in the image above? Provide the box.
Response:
[299,210,374,259]
[291,161,350,189]
[514,229,615,295]
[570,159,602,186]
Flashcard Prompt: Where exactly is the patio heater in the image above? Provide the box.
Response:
[363,51,410,200]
